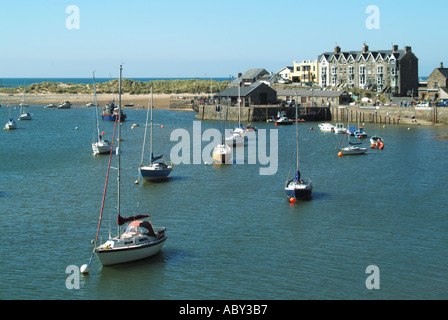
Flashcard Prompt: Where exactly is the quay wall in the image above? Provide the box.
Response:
[193,102,448,125]
[331,106,448,125]
[194,104,332,122]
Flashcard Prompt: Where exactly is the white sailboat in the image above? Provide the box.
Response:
[337,115,367,155]
[225,85,245,147]
[81,66,167,272]
[91,72,112,155]
[18,81,32,120]
[285,99,312,201]
[138,87,173,181]
[4,91,17,130]
[213,98,233,164]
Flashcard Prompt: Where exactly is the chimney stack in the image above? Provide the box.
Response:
[441,62,444,69]
[393,45,398,52]
[404,46,411,53]
[334,46,341,54]
[362,43,369,53]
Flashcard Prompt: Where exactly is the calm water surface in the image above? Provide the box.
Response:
[0,104,447,300]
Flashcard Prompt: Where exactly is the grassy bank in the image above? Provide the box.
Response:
[0,79,231,95]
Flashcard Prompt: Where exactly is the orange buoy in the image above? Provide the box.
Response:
[275,123,278,126]
[290,197,296,203]
[161,125,164,128]
[310,127,313,130]
[338,152,343,157]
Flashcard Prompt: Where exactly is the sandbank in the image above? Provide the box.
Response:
[0,93,196,109]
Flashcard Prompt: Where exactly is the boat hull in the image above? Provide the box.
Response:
[95,237,167,266]
[102,114,127,121]
[92,141,112,155]
[4,121,17,130]
[139,165,173,181]
[339,147,368,155]
[212,144,233,164]
[19,113,32,120]
[224,134,245,147]
[285,179,313,200]
[275,121,293,125]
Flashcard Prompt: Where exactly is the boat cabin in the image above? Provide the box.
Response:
[124,220,157,238]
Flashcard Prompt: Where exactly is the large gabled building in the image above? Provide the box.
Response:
[318,43,418,97]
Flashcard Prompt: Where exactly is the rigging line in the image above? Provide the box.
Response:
[94,115,119,245]
[86,116,118,267]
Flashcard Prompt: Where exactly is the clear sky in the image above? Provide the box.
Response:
[0,0,446,78]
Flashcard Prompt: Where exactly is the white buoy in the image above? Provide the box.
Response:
[80,264,90,274]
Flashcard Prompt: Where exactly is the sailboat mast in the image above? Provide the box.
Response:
[238,85,241,127]
[140,89,151,167]
[150,87,153,164]
[295,95,299,175]
[93,72,100,140]
[117,65,122,236]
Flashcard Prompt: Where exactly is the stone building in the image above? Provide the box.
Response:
[318,44,418,97]
[425,62,448,100]
[217,82,277,106]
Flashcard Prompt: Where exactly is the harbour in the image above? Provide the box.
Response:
[1,104,447,299]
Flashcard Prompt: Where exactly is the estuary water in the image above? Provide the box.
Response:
[0,104,447,300]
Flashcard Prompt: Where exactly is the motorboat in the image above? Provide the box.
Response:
[334,123,346,134]
[370,136,384,149]
[102,102,127,121]
[275,116,293,125]
[58,101,71,109]
[354,127,368,139]
[318,123,335,132]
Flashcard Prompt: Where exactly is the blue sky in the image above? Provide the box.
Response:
[0,0,446,78]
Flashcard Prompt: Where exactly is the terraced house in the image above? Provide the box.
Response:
[318,43,418,97]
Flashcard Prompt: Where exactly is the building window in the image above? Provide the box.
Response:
[434,82,439,88]
[332,66,337,75]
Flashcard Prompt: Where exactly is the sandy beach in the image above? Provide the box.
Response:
[0,92,196,109]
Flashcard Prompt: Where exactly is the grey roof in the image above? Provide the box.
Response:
[241,68,269,80]
[277,89,348,97]
[437,68,448,78]
[318,49,410,63]
[217,82,269,97]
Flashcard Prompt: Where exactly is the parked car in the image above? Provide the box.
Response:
[436,101,448,107]
[416,102,430,107]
